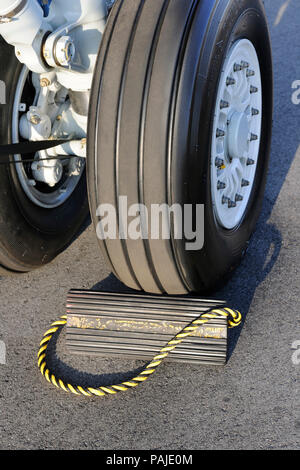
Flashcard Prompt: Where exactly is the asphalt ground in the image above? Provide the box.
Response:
[0,0,299,450]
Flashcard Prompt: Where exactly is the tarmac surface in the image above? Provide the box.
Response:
[0,0,299,450]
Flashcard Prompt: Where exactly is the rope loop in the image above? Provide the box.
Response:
[38,308,242,397]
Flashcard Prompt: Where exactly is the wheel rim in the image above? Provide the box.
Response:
[12,67,85,209]
[210,39,262,230]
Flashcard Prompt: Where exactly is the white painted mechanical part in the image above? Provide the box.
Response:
[0,0,52,73]
[31,154,63,188]
[0,0,26,17]
[54,35,76,67]
[211,39,262,230]
[0,0,109,90]
[19,106,52,140]
[12,66,86,208]
[45,1,107,92]
[2,0,108,205]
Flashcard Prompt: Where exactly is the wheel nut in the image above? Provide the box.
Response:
[226,77,236,86]
[251,108,259,116]
[250,85,258,94]
[241,179,250,187]
[228,200,237,208]
[246,69,255,77]
[216,128,225,138]
[250,133,258,141]
[220,100,229,109]
[247,158,255,166]
[222,195,229,205]
[215,157,225,168]
[217,181,226,190]
[235,194,243,202]
[233,63,243,72]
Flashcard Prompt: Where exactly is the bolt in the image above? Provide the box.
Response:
[0,17,13,24]
[216,128,225,138]
[215,157,225,168]
[30,114,41,125]
[226,77,236,86]
[250,133,258,141]
[241,61,250,69]
[235,194,243,202]
[217,181,226,190]
[251,108,260,116]
[246,69,255,77]
[40,77,51,88]
[228,200,237,208]
[247,158,255,166]
[250,85,258,94]
[241,179,250,187]
[220,100,229,109]
[233,63,243,72]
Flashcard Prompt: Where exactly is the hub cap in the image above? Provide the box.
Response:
[211,39,262,229]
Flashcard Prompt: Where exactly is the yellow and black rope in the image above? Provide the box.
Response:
[37,307,242,397]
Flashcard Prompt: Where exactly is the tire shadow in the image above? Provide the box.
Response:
[217,211,283,359]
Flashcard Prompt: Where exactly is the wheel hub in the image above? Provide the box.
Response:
[211,39,262,230]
